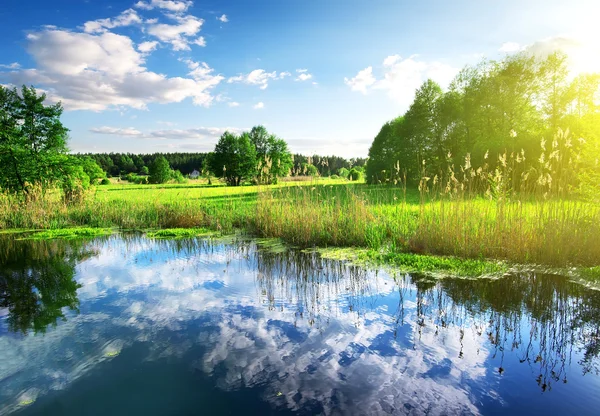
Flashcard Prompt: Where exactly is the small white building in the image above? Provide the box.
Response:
[189,169,200,179]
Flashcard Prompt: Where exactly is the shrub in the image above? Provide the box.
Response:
[330,174,340,180]
[100,178,111,185]
[348,168,362,181]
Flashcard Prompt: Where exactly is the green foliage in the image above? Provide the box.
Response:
[338,167,350,179]
[61,160,91,204]
[79,157,106,184]
[302,163,319,176]
[366,52,600,193]
[140,166,149,175]
[211,131,257,186]
[348,168,362,181]
[250,125,293,184]
[100,178,111,185]
[171,170,187,184]
[0,85,69,194]
[149,156,172,184]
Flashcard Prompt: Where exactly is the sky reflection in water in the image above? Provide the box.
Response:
[1,235,599,415]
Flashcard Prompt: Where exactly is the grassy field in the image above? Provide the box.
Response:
[1,177,599,269]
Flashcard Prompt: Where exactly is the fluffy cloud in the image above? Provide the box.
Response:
[295,68,313,81]
[138,40,159,53]
[228,69,289,89]
[83,8,142,34]
[344,66,375,93]
[228,101,240,107]
[192,36,206,47]
[0,30,223,111]
[147,14,204,50]
[253,101,264,109]
[523,36,600,75]
[218,14,228,23]
[345,55,458,107]
[134,0,192,13]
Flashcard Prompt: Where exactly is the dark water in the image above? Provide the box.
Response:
[1,235,599,415]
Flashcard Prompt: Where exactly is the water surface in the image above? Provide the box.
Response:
[1,234,599,415]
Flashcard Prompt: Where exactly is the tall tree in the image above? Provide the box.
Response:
[149,156,172,184]
[0,86,70,194]
[211,131,257,186]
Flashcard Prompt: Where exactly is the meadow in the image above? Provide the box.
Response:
[1,173,599,271]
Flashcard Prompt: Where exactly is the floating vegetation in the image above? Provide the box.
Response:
[316,247,507,278]
[146,228,215,239]
[21,227,114,240]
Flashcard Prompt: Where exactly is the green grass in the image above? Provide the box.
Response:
[146,228,215,239]
[315,247,507,277]
[21,227,114,240]
[1,176,599,271]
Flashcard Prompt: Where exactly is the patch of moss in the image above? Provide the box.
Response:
[255,238,289,253]
[146,228,215,239]
[21,227,114,240]
[316,247,507,278]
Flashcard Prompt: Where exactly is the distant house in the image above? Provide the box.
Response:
[189,169,200,179]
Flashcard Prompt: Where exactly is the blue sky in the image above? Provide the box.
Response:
[1,0,598,157]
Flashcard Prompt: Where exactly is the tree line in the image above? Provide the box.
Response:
[77,151,366,179]
[366,51,600,196]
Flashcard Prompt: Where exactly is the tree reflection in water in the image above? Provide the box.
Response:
[253,247,600,392]
[0,235,89,334]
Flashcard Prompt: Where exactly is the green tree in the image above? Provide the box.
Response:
[79,156,106,184]
[0,86,69,194]
[250,125,293,184]
[211,131,257,186]
[149,156,172,184]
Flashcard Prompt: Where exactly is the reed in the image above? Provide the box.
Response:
[1,132,599,268]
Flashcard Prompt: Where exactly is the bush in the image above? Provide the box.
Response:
[100,178,111,185]
[330,174,340,180]
[349,168,362,181]
[171,170,187,184]
[338,168,350,179]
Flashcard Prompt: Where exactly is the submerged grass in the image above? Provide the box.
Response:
[146,228,215,239]
[315,247,507,277]
[21,227,114,240]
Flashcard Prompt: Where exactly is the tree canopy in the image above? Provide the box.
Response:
[366,52,600,193]
[0,86,70,194]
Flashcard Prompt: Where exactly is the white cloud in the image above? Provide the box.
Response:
[345,56,458,107]
[90,126,143,136]
[522,36,600,75]
[218,14,228,23]
[147,14,204,51]
[296,73,312,81]
[227,69,289,89]
[1,29,223,111]
[228,101,240,107]
[0,62,20,69]
[192,36,206,47]
[295,68,313,81]
[138,40,159,53]
[499,42,522,53]
[253,102,264,109]
[83,8,142,34]
[90,125,245,141]
[134,0,192,13]
[344,66,375,94]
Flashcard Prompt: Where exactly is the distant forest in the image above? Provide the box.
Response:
[75,152,367,177]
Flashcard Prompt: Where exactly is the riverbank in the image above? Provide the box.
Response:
[1,179,599,270]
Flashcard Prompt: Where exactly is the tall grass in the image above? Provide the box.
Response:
[1,131,599,268]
